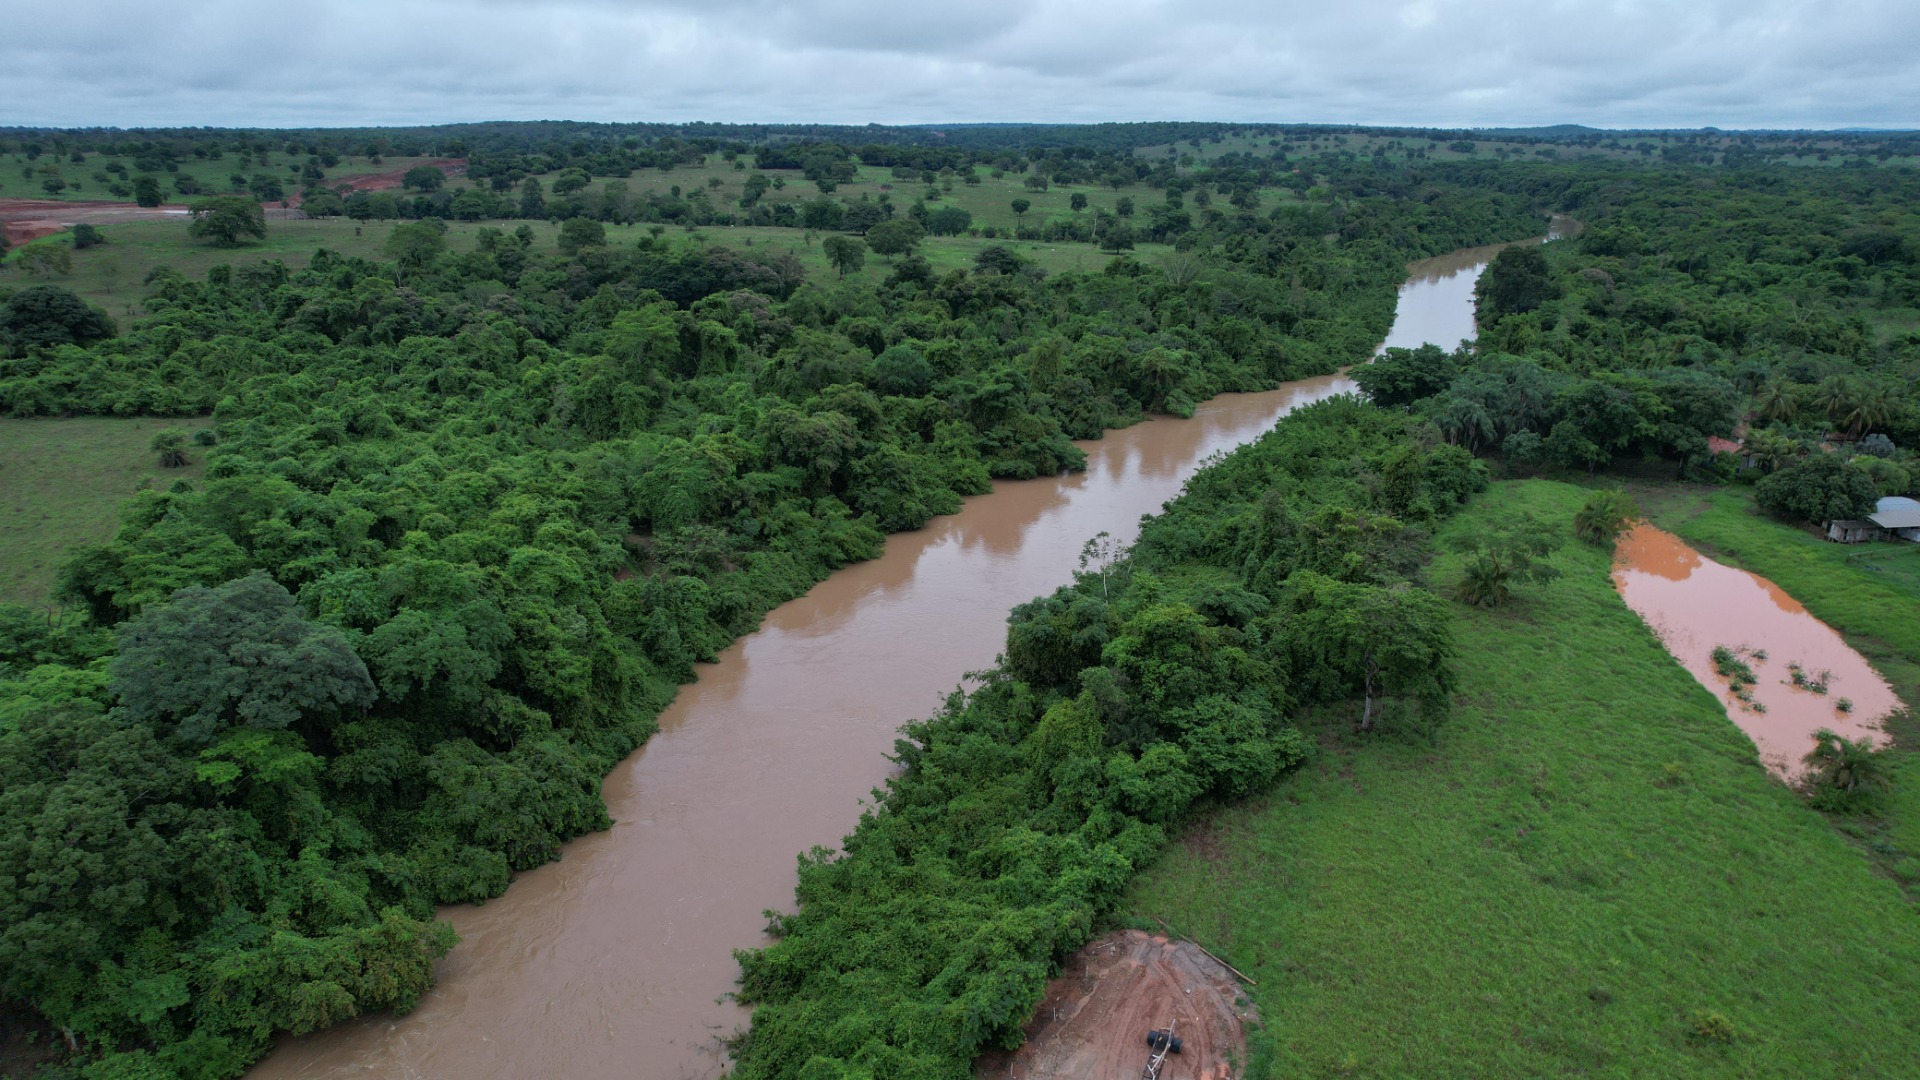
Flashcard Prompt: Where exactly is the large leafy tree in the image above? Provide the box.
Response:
[110,572,376,746]
[1754,454,1880,525]
[1474,243,1557,322]
[1281,572,1455,731]
[187,196,268,247]
[0,284,115,356]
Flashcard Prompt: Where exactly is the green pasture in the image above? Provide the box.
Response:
[0,154,442,204]
[1127,479,1920,1079]
[0,415,208,607]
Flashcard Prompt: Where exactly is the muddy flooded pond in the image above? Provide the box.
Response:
[1612,523,1897,776]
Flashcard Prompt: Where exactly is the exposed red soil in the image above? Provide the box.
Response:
[0,198,198,246]
[976,931,1256,1080]
[288,158,467,206]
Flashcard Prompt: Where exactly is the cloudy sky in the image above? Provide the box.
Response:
[5,0,1915,130]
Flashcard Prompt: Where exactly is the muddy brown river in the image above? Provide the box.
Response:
[249,236,1535,1080]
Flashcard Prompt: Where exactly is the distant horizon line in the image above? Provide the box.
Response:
[0,118,1915,136]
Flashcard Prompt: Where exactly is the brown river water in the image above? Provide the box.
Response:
[249,236,1534,1080]
[1612,523,1897,777]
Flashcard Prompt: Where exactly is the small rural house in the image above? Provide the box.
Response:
[1873,496,1920,542]
[1827,518,1883,543]
[1826,496,1920,543]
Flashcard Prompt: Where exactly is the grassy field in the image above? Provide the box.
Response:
[0,416,208,607]
[1126,479,1920,1078]
[0,154,441,204]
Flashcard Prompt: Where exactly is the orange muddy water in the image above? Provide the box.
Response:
[249,239,1528,1080]
[1611,523,1896,777]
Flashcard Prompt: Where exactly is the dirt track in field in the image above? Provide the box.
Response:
[976,931,1256,1080]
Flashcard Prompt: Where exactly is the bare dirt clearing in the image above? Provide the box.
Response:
[0,199,310,246]
[977,931,1255,1080]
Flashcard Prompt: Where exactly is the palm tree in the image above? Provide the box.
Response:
[1436,396,1496,453]
[1802,728,1891,809]
[1573,490,1638,546]
[1741,428,1800,473]
[1752,380,1798,425]
[1817,373,1858,432]
[1841,381,1894,441]
[1453,552,1513,608]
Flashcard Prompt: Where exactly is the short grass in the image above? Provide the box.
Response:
[1126,479,1920,1079]
[0,416,208,607]
[4,216,1169,321]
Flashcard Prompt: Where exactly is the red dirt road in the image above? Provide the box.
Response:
[976,931,1256,1080]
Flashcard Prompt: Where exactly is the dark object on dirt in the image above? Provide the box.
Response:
[1145,1030,1184,1054]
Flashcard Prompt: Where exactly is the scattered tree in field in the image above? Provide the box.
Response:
[382,220,447,279]
[188,196,268,247]
[1285,573,1455,732]
[558,216,607,256]
[151,428,190,468]
[823,234,866,277]
[518,176,546,218]
[1070,192,1088,212]
[131,174,163,207]
[1010,198,1031,227]
[863,218,923,260]
[69,223,102,249]
[402,165,446,192]
[1098,223,1136,254]
[973,245,1026,276]
[1116,196,1135,218]
[1573,489,1639,546]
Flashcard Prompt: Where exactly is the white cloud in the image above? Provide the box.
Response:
[2,0,1914,128]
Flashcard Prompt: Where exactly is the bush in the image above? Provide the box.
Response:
[1754,454,1878,525]
[1572,489,1638,546]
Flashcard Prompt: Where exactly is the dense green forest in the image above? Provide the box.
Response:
[1354,163,1920,511]
[0,138,1541,1077]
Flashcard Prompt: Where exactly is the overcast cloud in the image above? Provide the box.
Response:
[4,0,1915,129]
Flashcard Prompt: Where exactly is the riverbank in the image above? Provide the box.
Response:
[1126,479,1920,1078]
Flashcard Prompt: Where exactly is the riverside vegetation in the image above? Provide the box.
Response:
[0,124,1536,1077]
[2,122,1918,1079]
